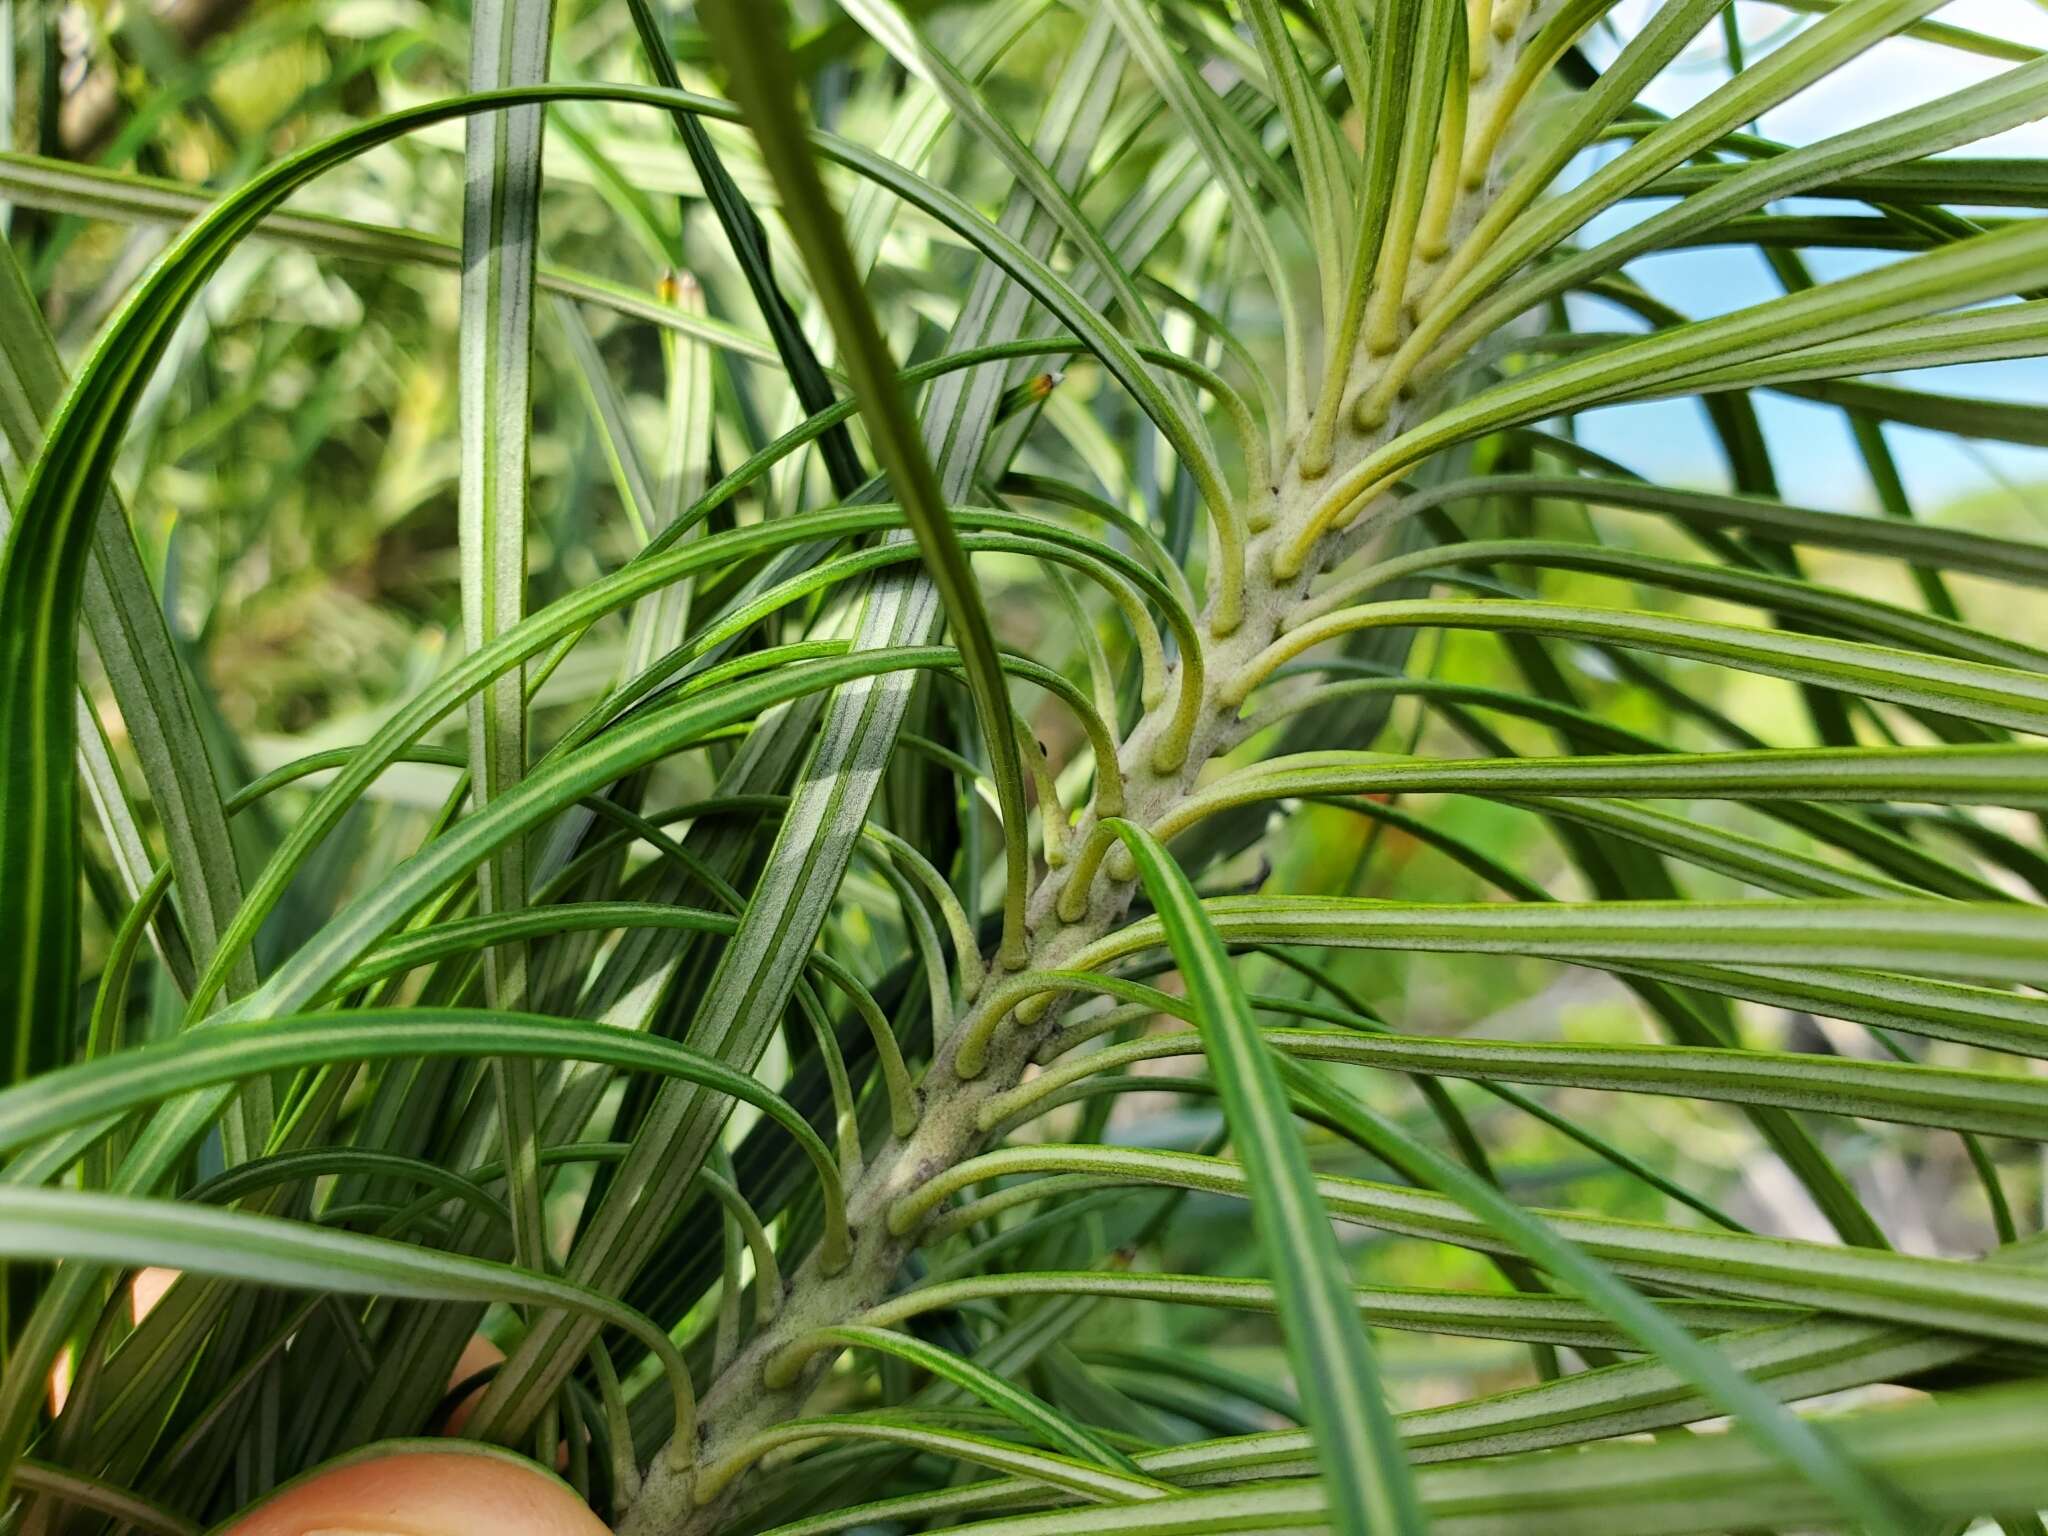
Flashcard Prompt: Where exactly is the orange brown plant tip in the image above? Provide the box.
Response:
[217,1442,609,1536]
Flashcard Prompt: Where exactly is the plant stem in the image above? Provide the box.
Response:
[619,10,1554,1527]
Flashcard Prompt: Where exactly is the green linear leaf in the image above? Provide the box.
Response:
[1761,0,2042,59]
[1278,1061,1911,1533]
[701,0,1033,965]
[784,1272,1790,1362]
[748,1378,2048,1536]
[1073,819,1425,1536]
[1023,1025,2048,1141]
[1316,217,2048,559]
[1247,669,2015,900]
[896,1143,2048,1346]
[459,0,554,1299]
[0,1185,696,1449]
[1069,893,2048,988]
[744,1293,2023,1536]
[1241,0,1356,359]
[468,30,1145,1445]
[841,0,1052,275]
[1228,597,2048,734]
[0,152,791,362]
[0,71,1238,1071]
[1659,155,2048,207]
[697,1414,1168,1507]
[811,1326,1155,1478]
[1397,0,1947,403]
[614,0,856,499]
[623,0,866,498]
[1389,473,2048,587]
[1315,537,2048,671]
[1101,0,1309,430]
[1174,745,2048,831]
[14,1460,198,1536]
[1434,53,2048,370]
[0,1006,849,1269]
[1757,377,2048,449]
[0,238,244,1009]
[1500,796,1931,899]
[979,898,2048,1060]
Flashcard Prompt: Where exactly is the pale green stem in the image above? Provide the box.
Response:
[700,1169,784,1323]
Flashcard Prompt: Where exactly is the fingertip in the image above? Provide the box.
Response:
[218,1444,609,1536]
